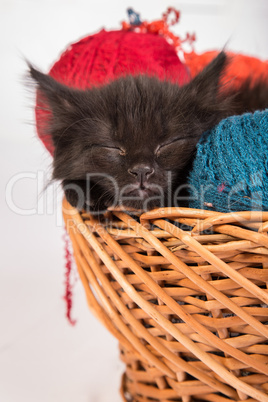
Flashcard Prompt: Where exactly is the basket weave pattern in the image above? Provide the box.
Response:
[63,199,268,402]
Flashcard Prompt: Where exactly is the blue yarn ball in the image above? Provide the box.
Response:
[188,109,268,212]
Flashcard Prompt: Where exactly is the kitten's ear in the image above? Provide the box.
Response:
[181,51,233,134]
[187,51,228,105]
[28,63,78,113]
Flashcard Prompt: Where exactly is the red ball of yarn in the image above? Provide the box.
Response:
[35,29,190,155]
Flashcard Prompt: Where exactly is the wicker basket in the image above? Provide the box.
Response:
[62,198,268,402]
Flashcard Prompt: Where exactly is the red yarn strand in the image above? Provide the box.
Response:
[63,230,77,326]
[121,7,196,54]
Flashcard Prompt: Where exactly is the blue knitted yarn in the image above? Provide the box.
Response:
[188,109,268,212]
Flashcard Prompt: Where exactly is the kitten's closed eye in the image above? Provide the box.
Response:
[104,146,126,156]
[156,136,188,155]
[156,137,196,170]
[90,144,126,156]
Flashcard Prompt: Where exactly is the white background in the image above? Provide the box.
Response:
[1,1,268,401]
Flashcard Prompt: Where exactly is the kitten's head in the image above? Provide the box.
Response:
[30,52,232,213]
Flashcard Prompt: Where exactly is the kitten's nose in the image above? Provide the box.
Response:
[128,165,155,182]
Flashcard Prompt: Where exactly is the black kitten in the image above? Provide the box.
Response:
[29,52,268,213]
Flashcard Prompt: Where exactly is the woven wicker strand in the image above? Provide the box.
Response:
[62,199,268,402]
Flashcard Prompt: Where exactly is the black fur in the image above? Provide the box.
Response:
[29,52,268,213]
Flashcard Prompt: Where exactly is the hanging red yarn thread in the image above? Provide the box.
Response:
[63,231,76,325]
